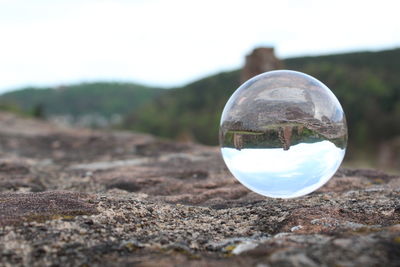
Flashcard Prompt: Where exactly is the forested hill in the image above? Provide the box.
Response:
[1,48,399,166]
[124,48,400,156]
[0,82,163,119]
[285,49,400,151]
[123,70,241,144]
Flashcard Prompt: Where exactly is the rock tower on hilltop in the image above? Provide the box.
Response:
[240,47,283,83]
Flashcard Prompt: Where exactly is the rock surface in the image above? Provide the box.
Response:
[0,112,399,266]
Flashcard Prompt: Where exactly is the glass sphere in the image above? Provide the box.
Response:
[220,70,347,198]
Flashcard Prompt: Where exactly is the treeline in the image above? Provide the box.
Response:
[1,48,399,163]
[124,48,400,159]
[0,82,163,119]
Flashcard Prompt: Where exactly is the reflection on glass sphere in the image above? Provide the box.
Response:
[220,70,347,198]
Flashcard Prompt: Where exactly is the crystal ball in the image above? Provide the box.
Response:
[220,70,347,198]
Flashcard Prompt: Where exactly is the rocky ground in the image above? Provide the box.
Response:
[0,112,399,267]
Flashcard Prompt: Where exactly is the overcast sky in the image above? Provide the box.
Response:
[0,0,399,93]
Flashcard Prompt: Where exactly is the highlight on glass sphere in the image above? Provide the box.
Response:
[220,70,347,198]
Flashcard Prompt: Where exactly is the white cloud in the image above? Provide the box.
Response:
[221,141,344,174]
[0,0,399,92]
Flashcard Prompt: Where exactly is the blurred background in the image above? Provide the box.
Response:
[0,0,399,173]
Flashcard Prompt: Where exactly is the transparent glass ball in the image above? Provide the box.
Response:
[220,70,347,198]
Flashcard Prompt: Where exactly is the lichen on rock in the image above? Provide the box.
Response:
[0,112,399,266]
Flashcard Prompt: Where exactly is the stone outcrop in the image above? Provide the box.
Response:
[240,47,283,83]
[0,112,399,266]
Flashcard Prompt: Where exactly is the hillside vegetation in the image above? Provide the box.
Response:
[1,48,399,166]
[125,48,400,158]
[0,82,163,120]
[124,70,241,144]
[285,49,400,157]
